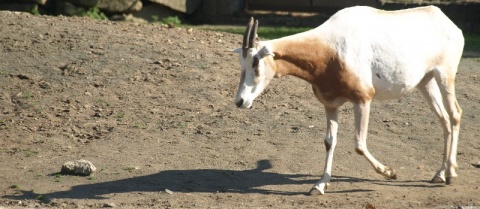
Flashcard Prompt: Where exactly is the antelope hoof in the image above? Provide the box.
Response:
[308,187,324,196]
[430,176,445,183]
[384,166,397,180]
[446,177,455,185]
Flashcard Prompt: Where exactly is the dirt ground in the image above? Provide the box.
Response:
[0,11,479,209]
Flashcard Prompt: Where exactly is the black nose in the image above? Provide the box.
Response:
[235,99,244,107]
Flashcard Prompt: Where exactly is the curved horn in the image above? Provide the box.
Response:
[242,17,254,58]
[243,18,254,49]
[249,19,258,49]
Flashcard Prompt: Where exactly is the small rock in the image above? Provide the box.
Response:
[103,203,116,208]
[365,202,376,209]
[165,189,174,194]
[15,74,30,80]
[61,159,96,176]
[474,161,480,168]
[39,81,51,89]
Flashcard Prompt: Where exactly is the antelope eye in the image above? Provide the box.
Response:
[252,57,259,67]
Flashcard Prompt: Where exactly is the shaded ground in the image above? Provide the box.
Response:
[0,11,479,208]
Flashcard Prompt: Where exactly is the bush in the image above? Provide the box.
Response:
[80,7,108,20]
[151,15,182,25]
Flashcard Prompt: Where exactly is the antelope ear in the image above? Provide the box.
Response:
[232,48,242,53]
[258,46,274,58]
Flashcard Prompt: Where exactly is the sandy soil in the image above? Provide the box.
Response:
[0,11,479,208]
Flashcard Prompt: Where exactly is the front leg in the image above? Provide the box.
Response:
[309,107,339,195]
[353,101,397,180]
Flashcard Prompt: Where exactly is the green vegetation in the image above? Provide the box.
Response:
[117,112,125,119]
[177,121,188,128]
[0,119,7,129]
[151,15,182,26]
[200,64,209,70]
[96,98,111,107]
[30,6,40,16]
[162,16,182,25]
[27,5,107,20]
[35,173,43,180]
[22,91,32,99]
[202,26,311,40]
[36,194,45,200]
[464,34,480,52]
[202,26,480,53]
[9,184,19,189]
[133,122,142,129]
[24,148,39,157]
[54,173,62,182]
[5,147,40,157]
[79,7,108,20]
[123,166,136,172]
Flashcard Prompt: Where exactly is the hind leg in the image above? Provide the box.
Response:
[418,78,451,183]
[439,76,462,184]
[431,69,462,184]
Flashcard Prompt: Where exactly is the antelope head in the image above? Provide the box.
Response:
[233,18,276,108]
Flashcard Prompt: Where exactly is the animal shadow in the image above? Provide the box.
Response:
[6,160,317,201]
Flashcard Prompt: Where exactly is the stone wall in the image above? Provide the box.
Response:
[0,0,245,24]
[0,0,143,16]
[0,0,243,17]
[0,0,478,33]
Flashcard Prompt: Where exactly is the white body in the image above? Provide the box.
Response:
[319,6,463,100]
[233,6,464,195]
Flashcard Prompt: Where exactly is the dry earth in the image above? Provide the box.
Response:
[0,11,479,209]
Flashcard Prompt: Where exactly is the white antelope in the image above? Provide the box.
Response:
[232,6,464,195]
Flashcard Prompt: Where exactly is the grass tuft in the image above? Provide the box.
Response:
[200,26,311,40]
